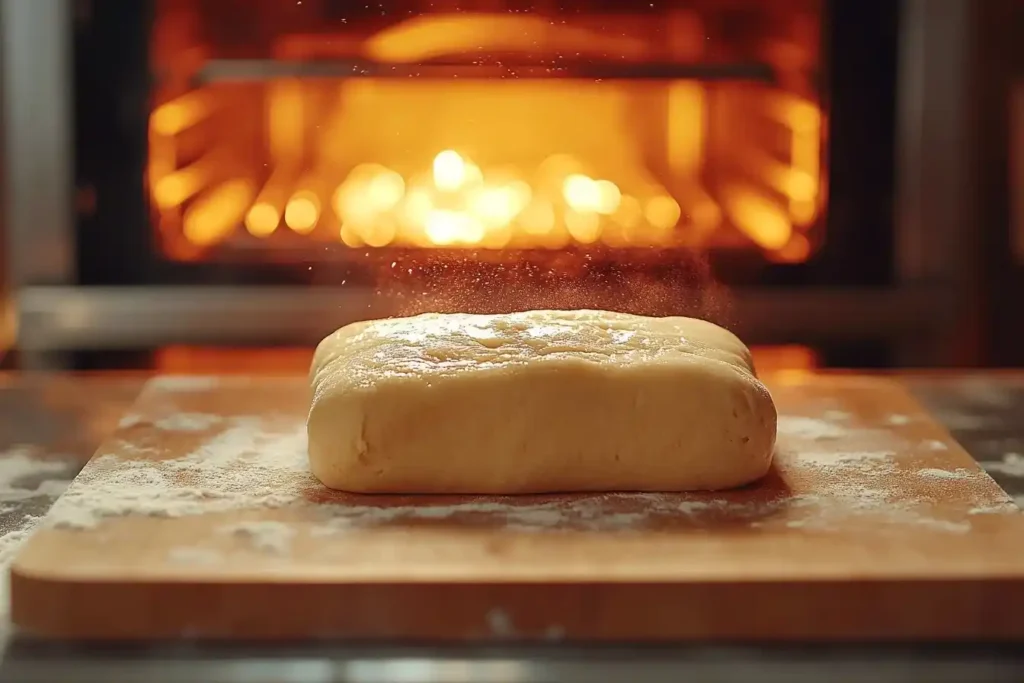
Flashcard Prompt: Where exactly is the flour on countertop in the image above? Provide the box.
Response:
[0,527,36,570]
[32,480,71,497]
[0,448,76,502]
[986,453,1024,477]
[929,411,994,431]
[0,516,43,615]
[0,448,78,616]
[0,448,68,480]
[957,379,1014,408]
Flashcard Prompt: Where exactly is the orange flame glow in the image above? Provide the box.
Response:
[148,11,823,260]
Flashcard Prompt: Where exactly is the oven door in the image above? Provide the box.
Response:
[5,0,973,366]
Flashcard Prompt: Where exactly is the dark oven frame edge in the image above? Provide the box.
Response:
[1,0,976,364]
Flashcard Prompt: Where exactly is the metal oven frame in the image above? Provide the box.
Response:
[0,0,979,366]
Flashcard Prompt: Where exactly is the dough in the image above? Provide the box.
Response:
[308,310,776,494]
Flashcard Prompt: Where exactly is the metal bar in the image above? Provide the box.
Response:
[2,641,1024,683]
[0,0,75,287]
[893,0,976,364]
[1010,78,1024,264]
[15,284,953,351]
[193,59,776,84]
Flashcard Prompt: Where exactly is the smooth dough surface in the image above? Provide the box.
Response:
[308,309,776,494]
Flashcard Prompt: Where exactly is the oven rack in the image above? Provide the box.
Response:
[192,58,776,84]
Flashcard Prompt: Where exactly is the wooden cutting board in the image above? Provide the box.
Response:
[11,374,1024,641]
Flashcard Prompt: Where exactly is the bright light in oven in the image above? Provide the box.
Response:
[432,150,471,192]
[284,190,320,234]
[146,8,827,261]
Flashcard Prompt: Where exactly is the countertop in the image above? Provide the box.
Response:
[1,370,1024,682]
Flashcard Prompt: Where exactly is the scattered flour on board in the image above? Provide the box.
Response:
[768,448,976,534]
[45,416,309,531]
[312,496,680,534]
[0,396,1007,620]
[544,624,567,642]
[118,414,144,429]
[918,467,977,480]
[153,413,223,432]
[486,608,516,638]
[33,404,1017,555]
[480,608,566,640]
[794,451,895,474]
[220,521,296,556]
[147,376,221,392]
[770,412,996,532]
[776,416,847,441]
[968,501,1021,516]
[121,412,223,431]
[167,546,223,566]
[43,415,709,535]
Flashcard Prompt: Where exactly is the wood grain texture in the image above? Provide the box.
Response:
[11,374,1024,641]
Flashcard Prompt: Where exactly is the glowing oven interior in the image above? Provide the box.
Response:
[148,0,823,265]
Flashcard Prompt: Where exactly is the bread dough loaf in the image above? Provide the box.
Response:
[308,310,776,494]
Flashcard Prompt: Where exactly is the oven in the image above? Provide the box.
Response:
[1,0,980,367]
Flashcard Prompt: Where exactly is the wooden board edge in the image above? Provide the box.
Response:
[12,575,1024,641]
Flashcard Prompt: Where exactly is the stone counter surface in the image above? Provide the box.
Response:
[1,372,1023,682]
